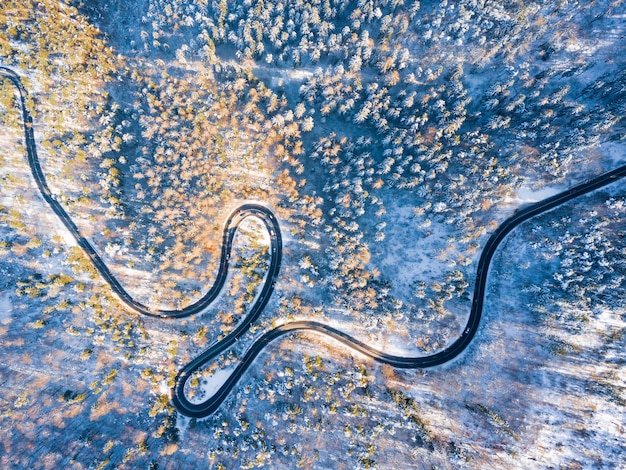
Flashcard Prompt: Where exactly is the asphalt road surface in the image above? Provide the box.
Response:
[4,66,625,419]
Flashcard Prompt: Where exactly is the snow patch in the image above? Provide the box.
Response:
[0,293,13,321]
[188,365,238,405]
[514,185,561,203]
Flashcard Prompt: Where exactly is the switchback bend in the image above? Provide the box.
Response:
[1,66,282,409]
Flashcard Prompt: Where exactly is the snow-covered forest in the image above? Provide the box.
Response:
[1,0,625,468]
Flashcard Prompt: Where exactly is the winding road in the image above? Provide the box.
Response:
[3,66,626,419]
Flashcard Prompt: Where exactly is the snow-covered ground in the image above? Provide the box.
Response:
[186,365,238,405]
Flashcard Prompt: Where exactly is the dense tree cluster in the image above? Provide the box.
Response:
[520,193,626,334]
[61,0,626,316]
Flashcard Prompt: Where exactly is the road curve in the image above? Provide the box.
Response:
[4,66,626,419]
[0,66,282,317]
[172,163,626,418]
[1,66,283,407]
